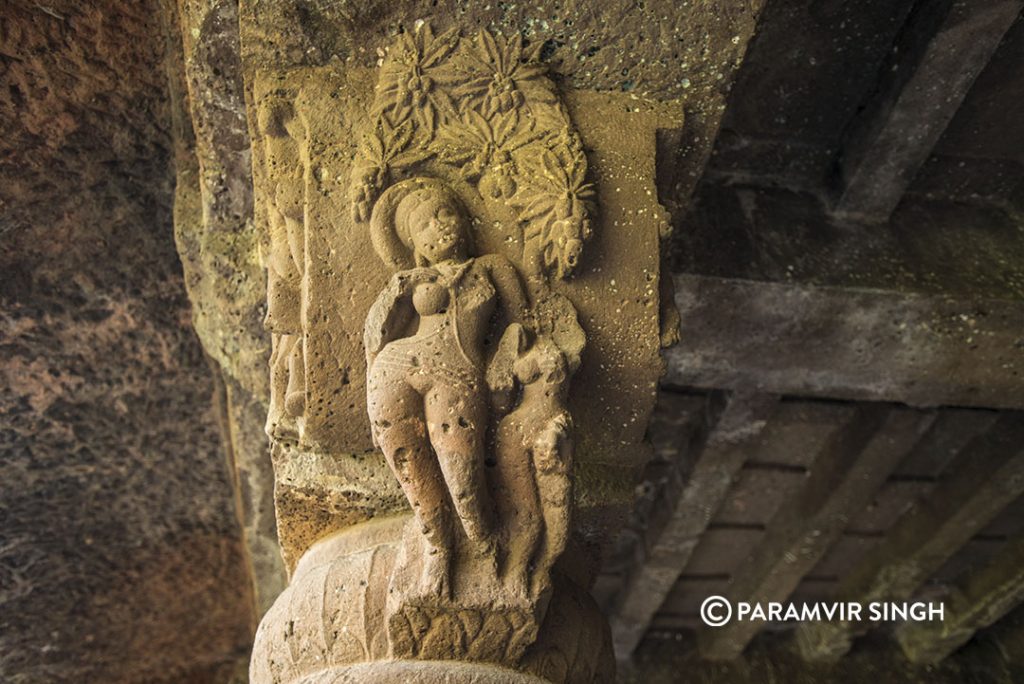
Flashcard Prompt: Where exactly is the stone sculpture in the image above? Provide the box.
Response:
[363,174,580,663]
[354,27,596,636]
[247,20,691,682]
[492,332,574,600]
[258,94,307,442]
[351,25,601,672]
[364,177,533,596]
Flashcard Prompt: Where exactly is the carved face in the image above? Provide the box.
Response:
[514,341,568,388]
[408,196,468,264]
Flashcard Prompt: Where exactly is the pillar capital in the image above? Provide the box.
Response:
[249,20,679,683]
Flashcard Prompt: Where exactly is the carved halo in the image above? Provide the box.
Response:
[369,177,470,270]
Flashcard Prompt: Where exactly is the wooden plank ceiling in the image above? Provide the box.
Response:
[605,0,1024,669]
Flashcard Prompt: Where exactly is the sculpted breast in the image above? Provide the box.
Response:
[412,281,449,316]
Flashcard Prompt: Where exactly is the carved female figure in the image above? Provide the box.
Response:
[364,177,530,597]
[260,98,307,441]
[492,334,574,599]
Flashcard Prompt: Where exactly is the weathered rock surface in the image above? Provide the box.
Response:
[1,1,256,681]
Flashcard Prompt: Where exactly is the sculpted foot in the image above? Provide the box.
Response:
[423,549,451,599]
[477,538,499,578]
[505,568,530,600]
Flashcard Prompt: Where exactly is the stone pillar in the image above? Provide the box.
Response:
[245,17,680,683]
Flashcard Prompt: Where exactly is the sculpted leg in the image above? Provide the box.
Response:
[493,417,543,598]
[531,417,573,595]
[424,384,494,555]
[284,337,305,417]
[370,383,453,596]
[268,333,300,438]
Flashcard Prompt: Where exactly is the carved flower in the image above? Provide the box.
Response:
[376,24,460,133]
[546,217,589,278]
[518,145,595,224]
[432,109,543,199]
[351,114,433,221]
[455,30,557,118]
[517,146,595,277]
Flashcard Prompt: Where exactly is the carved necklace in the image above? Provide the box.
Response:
[433,259,475,367]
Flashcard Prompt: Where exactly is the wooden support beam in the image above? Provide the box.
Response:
[894,408,998,478]
[697,406,934,660]
[666,274,1024,410]
[832,0,1023,222]
[592,392,707,609]
[607,391,779,661]
[988,603,1024,671]
[645,392,709,464]
[895,533,1024,664]
[796,413,1024,661]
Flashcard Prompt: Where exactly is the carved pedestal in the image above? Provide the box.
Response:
[252,516,612,683]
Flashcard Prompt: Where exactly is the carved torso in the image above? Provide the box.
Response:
[415,260,498,368]
[370,258,501,392]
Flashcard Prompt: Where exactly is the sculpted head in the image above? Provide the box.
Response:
[514,338,569,390]
[398,187,470,265]
[371,178,473,269]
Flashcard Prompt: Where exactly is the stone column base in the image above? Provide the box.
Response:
[251,515,614,684]
[295,660,550,683]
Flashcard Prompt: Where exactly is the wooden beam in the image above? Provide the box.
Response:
[697,406,935,660]
[645,392,709,464]
[607,391,779,661]
[592,392,707,609]
[795,413,1024,661]
[893,408,998,478]
[832,0,1023,222]
[988,603,1024,670]
[665,274,1024,410]
[895,533,1024,664]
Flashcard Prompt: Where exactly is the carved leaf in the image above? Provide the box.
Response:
[492,109,519,146]
[421,25,460,68]
[432,112,489,169]
[431,85,457,121]
[479,29,502,67]
[523,38,545,63]
[388,116,415,152]
[419,103,436,135]
[360,129,385,161]
[392,146,434,168]
[504,33,522,66]
[518,195,558,223]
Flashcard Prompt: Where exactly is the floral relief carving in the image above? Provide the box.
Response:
[451,29,556,116]
[431,109,543,199]
[350,24,595,281]
[375,24,461,127]
[516,145,595,279]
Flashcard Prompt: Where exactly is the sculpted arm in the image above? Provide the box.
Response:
[480,254,531,326]
[480,255,532,415]
[364,269,431,368]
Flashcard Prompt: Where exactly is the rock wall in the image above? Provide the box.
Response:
[0,1,257,681]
